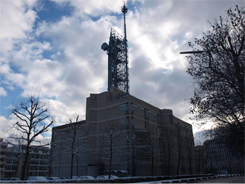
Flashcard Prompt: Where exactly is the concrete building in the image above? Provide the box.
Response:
[194,145,205,174]
[51,87,195,177]
[0,138,8,178]
[0,141,50,179]
[203,139,244,174]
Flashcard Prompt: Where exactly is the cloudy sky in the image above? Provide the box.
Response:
[0,0,243,143]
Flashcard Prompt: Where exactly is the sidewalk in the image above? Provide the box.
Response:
[138,174,244,183]
[194,175,244,183]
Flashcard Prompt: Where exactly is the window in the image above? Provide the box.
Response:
[31,154,39,159]
[12,165,17,170]
[39,166,46,170]
[40,160,47,165]
[5,165,11,170]
[158,126,162,134]
[120,103,128,111]
[154,113,158,120]
[131,117,134,126]
[141,107,145,114]
[125,117,129,126]
[40,155,44,159]
[131,103,137,111]
[145,122,150,129]
[31,160,39,165]
[158,116,161,122]
[159,139,163,148]
[147,110,152,117]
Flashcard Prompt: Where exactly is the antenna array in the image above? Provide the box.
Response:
[101,3,129,94]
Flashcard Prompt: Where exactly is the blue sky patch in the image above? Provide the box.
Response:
[35,0,74,23]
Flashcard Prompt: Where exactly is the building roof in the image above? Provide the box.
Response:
[52,120,86,131]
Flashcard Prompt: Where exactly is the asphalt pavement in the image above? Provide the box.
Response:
[194,176,244,183]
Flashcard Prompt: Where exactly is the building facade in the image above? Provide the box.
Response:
[203,139,244,174]
[0,138,8,178]
[51,87,195,177]
[194,145,205,174]
[0,140,50,179]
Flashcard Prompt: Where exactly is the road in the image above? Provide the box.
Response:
[194,176,244,183]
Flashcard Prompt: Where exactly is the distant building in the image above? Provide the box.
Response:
[194,145,205,174]
[51,87,195,177]
[0,140,50,179]
[203,139,244,174]
[0,138,8,178]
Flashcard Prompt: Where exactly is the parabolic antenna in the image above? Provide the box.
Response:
[101,42,109,51]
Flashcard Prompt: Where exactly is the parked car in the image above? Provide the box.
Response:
[72,176,79,179]
[104,170,128,177]
[96,175,119,179]
[78,176,95,180]
[28,176,48,181]
[46,177,61,181]
[0,178,8,181]
[59,177,67,180]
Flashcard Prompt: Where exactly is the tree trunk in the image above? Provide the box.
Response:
[189,151,192,174]
[70,153,74,179]
[131,142,135,176]
[21,143,30,180]
[177,152,180,175]
[109,134,113,179]
[70,130,76,179]
[77,154,79,176]
[168,152,171,176]
[151,148,154,176]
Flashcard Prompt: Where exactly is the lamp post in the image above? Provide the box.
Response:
[180,51,204,54]
[180,50,213,67]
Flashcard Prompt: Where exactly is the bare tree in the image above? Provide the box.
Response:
[8,95,54,180]
[99,123,124,179]
[62,116,87,179]
[162,130,177,176]
[186,137,195,174]
[4,137,25,178]
[186,5,244,155]
[126,131,138,176]
[176,129,185,175]
[194,144,205,174]
[126,131,147,176]
[144,136,160,176]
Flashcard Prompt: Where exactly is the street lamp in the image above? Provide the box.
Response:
[180,51,204,54]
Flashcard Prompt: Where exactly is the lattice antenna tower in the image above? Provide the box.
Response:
[101,3,129,94]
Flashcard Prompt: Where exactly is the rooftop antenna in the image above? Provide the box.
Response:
[101,3,129,94]
[121,2,129,94]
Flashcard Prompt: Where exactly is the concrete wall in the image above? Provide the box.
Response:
[51,89,195,177]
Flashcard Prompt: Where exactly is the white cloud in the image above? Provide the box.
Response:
[0,0,243,136]
[0,0,37,58]
[0,116,15,139]
[52,0,126,17]
[0,87,7,96]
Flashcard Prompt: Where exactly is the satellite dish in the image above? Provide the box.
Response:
[101,42,109,51]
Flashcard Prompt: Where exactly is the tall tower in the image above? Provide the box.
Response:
[101,3,129,94]
[122,3,129,94]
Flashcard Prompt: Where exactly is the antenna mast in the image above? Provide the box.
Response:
[101,3,129,94]
[121,3,129,94]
